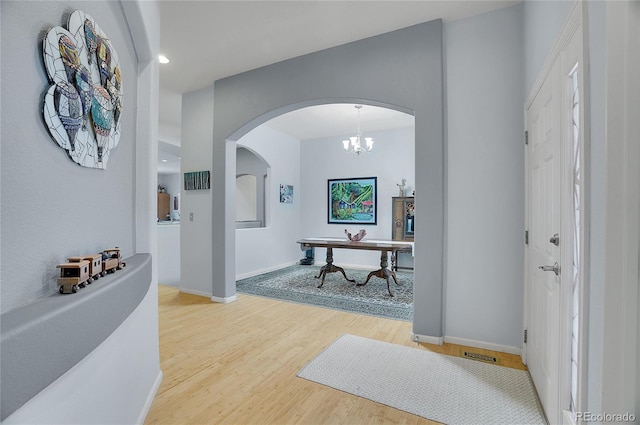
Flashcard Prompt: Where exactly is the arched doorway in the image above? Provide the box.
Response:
[233,102,415,284]
[182,19,445,340]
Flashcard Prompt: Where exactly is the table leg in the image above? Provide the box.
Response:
[357,250,400,297]
[315,247,355,288]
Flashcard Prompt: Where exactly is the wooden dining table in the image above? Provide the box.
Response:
[296,238,413,297]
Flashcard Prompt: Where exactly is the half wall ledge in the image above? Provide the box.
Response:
[0,253,152,421]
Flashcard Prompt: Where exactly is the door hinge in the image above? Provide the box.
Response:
[525,130,529,145]
[524,329,528,344]
[525,230,529,245]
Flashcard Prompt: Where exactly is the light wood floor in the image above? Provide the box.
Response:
[145,285,526,425]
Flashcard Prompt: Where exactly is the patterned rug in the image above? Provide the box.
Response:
[298,334,546,425]
[236,265,413,321]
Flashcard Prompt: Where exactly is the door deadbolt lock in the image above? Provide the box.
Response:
[539,262,560,276]
[549,233,559,246]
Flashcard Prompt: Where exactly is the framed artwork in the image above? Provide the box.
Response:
[328,177,377,225]
[184,171,210,190]
[280,184,293,203]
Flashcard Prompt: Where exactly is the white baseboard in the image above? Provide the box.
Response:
[235,261,298,280]
[178,287,237,303]
[410,332,444,345]
[443,335,521,356]
[411,333,521,355]
[137,370,163,425]
[211,294,237,303]
[179,287,211,298]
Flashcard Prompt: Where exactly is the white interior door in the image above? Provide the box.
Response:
[526,57,562,423]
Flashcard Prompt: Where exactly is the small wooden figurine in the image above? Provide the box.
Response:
[102,247,125,274]
[56,247,126,295]
[57,260,91,294]
[67,254,103,284]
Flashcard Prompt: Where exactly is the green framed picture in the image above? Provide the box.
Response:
[328,177,377,225]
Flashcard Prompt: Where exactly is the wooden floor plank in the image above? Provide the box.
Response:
[145,285,525,424]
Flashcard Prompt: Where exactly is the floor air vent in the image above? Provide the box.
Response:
[463,351,497,363]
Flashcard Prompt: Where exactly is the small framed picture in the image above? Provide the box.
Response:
[280,184,293,203]
[184,171,210,190]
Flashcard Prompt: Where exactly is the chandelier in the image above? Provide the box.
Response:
[342,105,374,155]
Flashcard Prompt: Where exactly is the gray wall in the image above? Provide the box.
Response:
[523,0,574,93]
[584,2,607,414]
[181,20,445,335]
[1,1,161,422]
[444,3,524,348]
[1,1,137,313]
[180,87,214,297]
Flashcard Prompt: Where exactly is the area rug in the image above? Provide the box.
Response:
[298,334,546,425]
[236,265,413,321]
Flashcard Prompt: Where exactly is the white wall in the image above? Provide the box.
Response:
[444,4,524,350]
[158,224,180,286]
[300,127,415,268]
[235,126,301,277]
[159,87,182,145]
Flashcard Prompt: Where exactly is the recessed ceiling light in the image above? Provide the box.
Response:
[158,55,170,64]
[161,159,168,163]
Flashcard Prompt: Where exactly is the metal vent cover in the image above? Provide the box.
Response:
[463,351,497,363]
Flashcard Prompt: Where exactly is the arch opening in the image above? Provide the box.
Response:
[232,100,417,296]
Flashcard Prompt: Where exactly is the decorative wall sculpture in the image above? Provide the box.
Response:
[42,10,123,169]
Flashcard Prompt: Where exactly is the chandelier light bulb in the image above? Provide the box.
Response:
[365,137,374,150]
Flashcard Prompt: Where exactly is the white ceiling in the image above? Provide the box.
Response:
[159,1,518,94]
[157,1,519,166]
[263,104,415,141]
[158,141,181,174]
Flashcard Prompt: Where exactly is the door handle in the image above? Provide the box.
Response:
[538,262,560,276]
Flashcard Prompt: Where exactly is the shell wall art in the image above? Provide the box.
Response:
[42,10,123,169]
